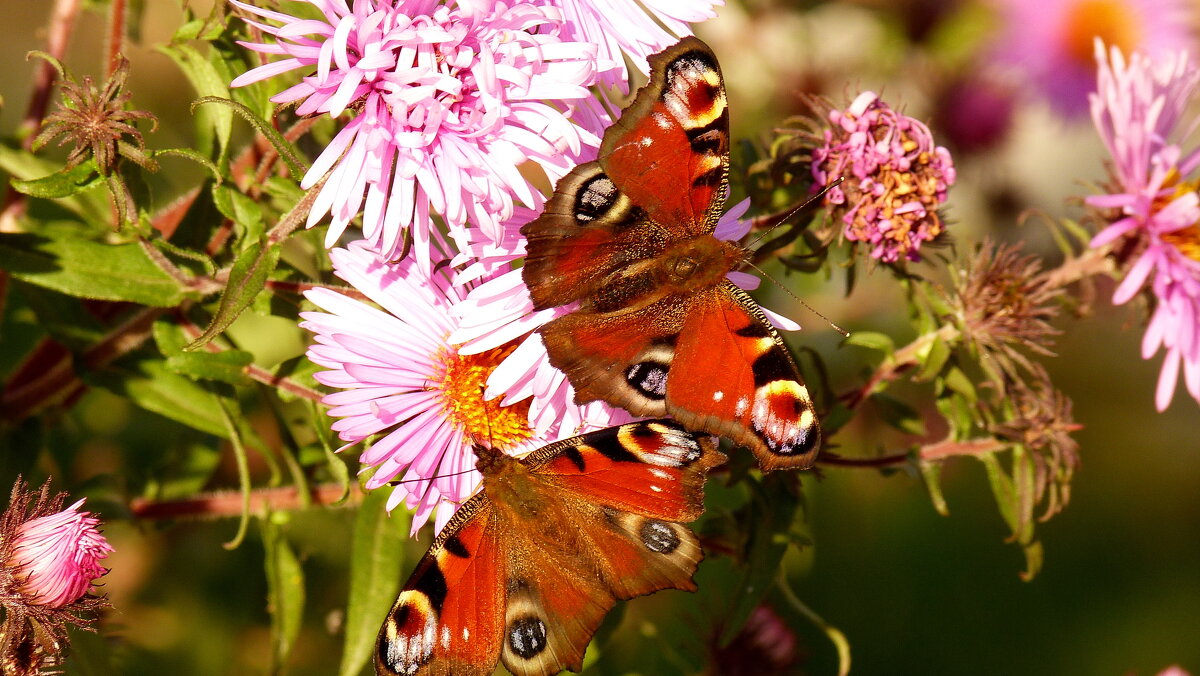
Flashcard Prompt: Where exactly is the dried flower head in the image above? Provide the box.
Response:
[0,478,112,676]
[31,56,157,176]
[989,376,1081,522]
[811,92,956,263]
[952,239,1064,378]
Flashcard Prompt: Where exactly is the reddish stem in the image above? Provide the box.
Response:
[130,484,359,520]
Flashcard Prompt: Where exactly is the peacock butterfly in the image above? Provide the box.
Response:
[521,37,822,471]
[374,419,725,676]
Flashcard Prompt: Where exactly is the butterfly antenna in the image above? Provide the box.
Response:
[743,259,849,338]
[745,176,844,252]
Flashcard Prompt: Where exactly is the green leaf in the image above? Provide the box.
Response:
[872,394,927,436]
[0,234,187,306]
[263,516,306,672]
[157,44,233,160]
[941,366,977,403]
[85,357,227,438]
[843,331,894,354]
[339,490,410,676]
[11,280,106,350]
[187,239,280,349]
[914,335,951,381]
[918,459,951,516]
[10,162,102,198]
[213,183,266,243]
[0,145,109,223]
[166,349,254,385]
[719,473,799,646]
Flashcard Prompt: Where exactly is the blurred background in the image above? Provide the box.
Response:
[1,0,1198,674]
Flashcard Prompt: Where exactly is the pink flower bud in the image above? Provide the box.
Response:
[8,498,112,608]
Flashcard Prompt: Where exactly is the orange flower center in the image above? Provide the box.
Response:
[1061,0,1142,68]
[434,344,532,450]
[1162,224,1200,262]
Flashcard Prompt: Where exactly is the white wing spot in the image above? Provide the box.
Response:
[713,390,724,402]
[650,485,663,493]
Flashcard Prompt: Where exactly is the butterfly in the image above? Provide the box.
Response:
[374,419,725,676]
[521,37,821,471]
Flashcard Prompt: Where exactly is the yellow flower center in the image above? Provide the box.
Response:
[1061,0,1142,68]
[434,344,532,450]
[1162,224,1200,262]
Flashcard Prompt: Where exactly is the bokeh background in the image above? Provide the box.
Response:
[1,1,1198,674]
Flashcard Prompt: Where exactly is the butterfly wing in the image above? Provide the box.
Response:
[667,283,821,470]
[521,36,730,311]
[539,284,819,470]
[375,499,505,676]
[598,36,729,235]
[493,421,723,676]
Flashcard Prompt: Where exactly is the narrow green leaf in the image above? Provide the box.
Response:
[152,147,222,182]
[10,162,102,198]
[187,239,280,349]
[340,490,409,676]
[0,233,187,306]
[1020,540,1044,582]
[918,459,951,516]
[166,349,254,385]
[941,366,977,403]
[216,393,252,549]
[263,516,306,672]
[777,573,851,676]
[843,331,895,354]
[192,96,309,178]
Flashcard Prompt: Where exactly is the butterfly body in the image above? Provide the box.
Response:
[522,38,821,471]
[375,420,724,676]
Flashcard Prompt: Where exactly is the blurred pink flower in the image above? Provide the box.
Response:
[543,0,724,91]
[989,0,1194,116]
[448,198,801,430]
[230,0,603,266]
[302,240,621,534]
[1088,44,1200,410]
[8,498,111,609]
[812,92,956,263]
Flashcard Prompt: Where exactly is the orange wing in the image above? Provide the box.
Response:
[375,500,505,676]
[376,421,724,676]
[667,284,820,470]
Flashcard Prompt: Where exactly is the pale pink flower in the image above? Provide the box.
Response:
[542,0,724,91]
[812,92,956,263]
[8,499,112,609]
[302,240,621,533]
[449,198,801,425]
[230,0,604,266]
[1088,43,1200,410]
[988,0,1194,116]
[0,479,112,671]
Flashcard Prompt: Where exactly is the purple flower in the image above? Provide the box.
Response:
[1088,43,1200,410]
[302,240,623,533]
[542,0,724,91]
[989,0,1194,116]
[812,92,956,263]
[230,0,604,266]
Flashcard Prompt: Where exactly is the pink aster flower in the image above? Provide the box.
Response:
[302,240,622,534]
[988,0,1194,116]
[448,198,801,425]
[1088,43,1200,410]
[230,0,604,266]
[1,479,111,673]
[543,0,724,91]
[812,92,956,263]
